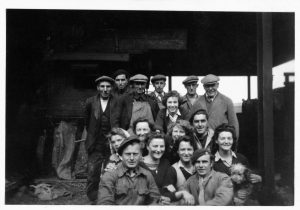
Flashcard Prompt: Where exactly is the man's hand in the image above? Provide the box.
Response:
[180,191,195,205]
[249,174,262,183]
[159,196,171,205]
[104,163,117,171]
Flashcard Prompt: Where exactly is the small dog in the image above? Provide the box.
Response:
[230,163,253,205]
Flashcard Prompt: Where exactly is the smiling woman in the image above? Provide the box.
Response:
[140,132,172,202]
[155,90,189,133]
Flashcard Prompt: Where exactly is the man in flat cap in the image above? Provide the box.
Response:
[112,74,159,133]
[84,75,118,203]
[184,149,233,205]
[189,74,239,142]
[112,69,131,97]
[98,136,161,205]
[149,74,167,109]
[180,75,200,114]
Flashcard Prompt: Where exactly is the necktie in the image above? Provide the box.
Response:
[198,178,205,205]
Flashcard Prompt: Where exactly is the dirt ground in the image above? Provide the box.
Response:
[5,173,294,205]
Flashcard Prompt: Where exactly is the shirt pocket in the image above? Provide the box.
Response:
[115,186,128,196]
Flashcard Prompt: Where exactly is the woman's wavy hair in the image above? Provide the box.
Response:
[106,127,129,140]
[172,135,198,154]
[161,90,182,107]
[167,120,193,137]
[211,123,237,154]
[132,118,156,133]
[146,131,166,146]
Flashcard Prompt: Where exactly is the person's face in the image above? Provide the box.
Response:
[97,81,112,98]
[115,74,128,90]
[204,82,219,98]
[147,138,165,160]
[192,114,208,135]
[133,81,147,95]
[178,141,194,163]
[153,80,166,94]
[172,125,185,141]
[216,131,234,152]
[122,143,141,169]
[185,82,198,96]
[135,122,151,146]
[110,134,125,152]
[194,154,213,177]
[167,97,179,114]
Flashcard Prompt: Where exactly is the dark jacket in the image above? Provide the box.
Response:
[155,107,189,133]
[84,94,118,153]
[112,92,159,130]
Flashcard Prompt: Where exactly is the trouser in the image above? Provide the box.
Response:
[86,150,106,202]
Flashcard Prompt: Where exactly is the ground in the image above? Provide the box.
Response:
[5,175,294,205]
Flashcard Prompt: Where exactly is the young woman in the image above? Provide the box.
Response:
[103,127,130,172]
[132,118,155,156]
[140,132,194,205]
[212,124,262,182]
[141,132,171,193]
[155,91,189,134]
[164,135,198,203]
[164,120,193,164]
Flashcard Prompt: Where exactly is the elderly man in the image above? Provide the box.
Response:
[112,69,131,97]
[189,74,239,140]
[84,76,118,203]
[184,149,233,205]
[149,74,167,109]
[180,75,199,114]
[112,74,159,131]
[189,109,214,151]
[98,136,161,205]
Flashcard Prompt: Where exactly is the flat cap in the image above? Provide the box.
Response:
[95,76,115,84]
[113,69,130,79]
[130,74,148,83]
[117,135,141,155]
[182,75,199,85]
[151,74,166,83]
[201,74,220,85]
[191,148,213,164]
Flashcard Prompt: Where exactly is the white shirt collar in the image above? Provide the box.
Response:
[155,91,164,97]
[214,151,237,162]
[166,109,181,117]
[205,92,218,102]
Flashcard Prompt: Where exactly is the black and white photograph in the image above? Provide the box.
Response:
[2,0,297,207]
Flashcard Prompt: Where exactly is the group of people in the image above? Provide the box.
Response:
[84,69,262,205]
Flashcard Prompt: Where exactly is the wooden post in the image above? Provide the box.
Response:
[247,75,251,100]
[256,13,275,197]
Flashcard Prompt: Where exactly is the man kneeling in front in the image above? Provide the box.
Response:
[98,135,160,205]
[184,149,233,205]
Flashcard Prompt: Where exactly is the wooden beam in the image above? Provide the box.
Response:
[257,13,275,194]
[47,53,130,61]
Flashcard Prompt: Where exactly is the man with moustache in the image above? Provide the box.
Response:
[149,74,167,109]
[180,76,200,115]
[112,69,131,97]
[189,109,214,151]
[184,149,233,205]
[189,74,239,140]
[112,74,159,131]
[84,76,117,203]
[98,136,161,205]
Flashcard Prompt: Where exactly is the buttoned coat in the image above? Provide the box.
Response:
[189,92,239,138]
